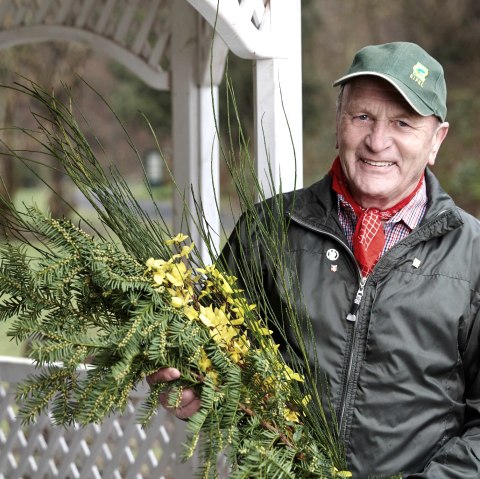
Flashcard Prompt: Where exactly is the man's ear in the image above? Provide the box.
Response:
[428,122,449,166]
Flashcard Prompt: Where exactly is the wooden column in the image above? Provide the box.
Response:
[188,0,304,197]
[253,0,303,196]
[171,1,227,263]
[171,1,200,248]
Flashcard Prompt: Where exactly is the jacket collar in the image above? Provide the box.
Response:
[286,167,462,237]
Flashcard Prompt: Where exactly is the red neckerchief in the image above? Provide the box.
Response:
[330,156,424,276]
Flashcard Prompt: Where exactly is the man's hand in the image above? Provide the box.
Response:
[146,367,201,420]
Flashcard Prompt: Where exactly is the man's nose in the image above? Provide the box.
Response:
[364,120,392,152]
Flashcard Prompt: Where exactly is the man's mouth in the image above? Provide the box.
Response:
[361,158,394,167]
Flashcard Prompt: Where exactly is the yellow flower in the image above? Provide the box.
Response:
[211,324,237,345]
[171,296,185,308]
[179,243,195,257]
[231,301,256,316]
[198,348,212,372]
[165,233,189,245]
[146,257,166,270]
[218,277,234,294]
[332,467,352,478]
[233,337,249,353]
[283,407,300,422]
[153,272,165,285]
[206,370,219,385]
[229,350,242,364]
[284,365,304,383]
[164,261,188,287]
[229,316,244,326]
[165,272,183,287]
[258,327,273,336]
[184,305,199,320]
[199,305,219,328]
[197,265,236,295]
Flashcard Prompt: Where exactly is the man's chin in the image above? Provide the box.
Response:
[352,188,398,210]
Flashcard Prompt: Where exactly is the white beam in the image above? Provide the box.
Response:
[253,0,303,195]
[171,2,224,264]
[186,0,280,59]
[0,26,170,90]
[171,2,200,246]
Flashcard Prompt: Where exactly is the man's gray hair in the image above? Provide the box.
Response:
[336,84,345,121]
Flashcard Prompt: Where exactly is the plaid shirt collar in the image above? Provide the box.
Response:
[337,180,428,250]
[385,180,428,229]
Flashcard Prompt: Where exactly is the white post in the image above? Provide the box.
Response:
[171,2,226,264]
[173,0,302,257]
[253,0,303,197]
[171,2,201,247]
[198,84,221,260]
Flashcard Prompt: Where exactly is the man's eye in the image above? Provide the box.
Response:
[351,114,370,124]
[397,120,410,128]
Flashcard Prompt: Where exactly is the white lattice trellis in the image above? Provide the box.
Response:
[188,0,276,59]
[0,0,279,86]
[0,356,227,479]
[0,0,173,89]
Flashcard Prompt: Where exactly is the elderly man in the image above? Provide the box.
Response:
[148,42,480,478]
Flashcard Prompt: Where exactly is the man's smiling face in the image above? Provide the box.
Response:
[336,76,449,209]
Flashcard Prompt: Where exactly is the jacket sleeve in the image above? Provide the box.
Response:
[407,290,480,478]
[217,211,266,294]
[217,209,302,361]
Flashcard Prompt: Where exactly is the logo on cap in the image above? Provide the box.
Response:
[410,62,429,87]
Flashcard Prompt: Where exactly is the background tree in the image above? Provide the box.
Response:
[0,42,89,227]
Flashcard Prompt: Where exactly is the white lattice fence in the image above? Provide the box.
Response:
[0,356,201,479]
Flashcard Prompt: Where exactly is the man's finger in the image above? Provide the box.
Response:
[158,388,201,419]
[158,387,197,409]
[175,397,201,420]
[146,368,202,419]
[146,367,181,385]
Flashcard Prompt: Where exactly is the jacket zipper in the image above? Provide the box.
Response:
[338,275,367,435]
[346,276,367,322]
[334,209,455,435]
[288,215,365,437]
[288,208,456,441]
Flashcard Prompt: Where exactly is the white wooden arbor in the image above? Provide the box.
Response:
[0,0,302,262]
[0,1,302,477]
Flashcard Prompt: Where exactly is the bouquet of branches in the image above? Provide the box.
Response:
[0,79,356,478]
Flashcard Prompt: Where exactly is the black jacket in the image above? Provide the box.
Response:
[222,169,480,478]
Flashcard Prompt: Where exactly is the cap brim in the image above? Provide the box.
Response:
[333,71,435,118]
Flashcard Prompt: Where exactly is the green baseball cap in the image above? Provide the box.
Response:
[333,42,447,121]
